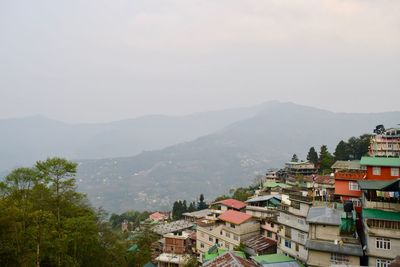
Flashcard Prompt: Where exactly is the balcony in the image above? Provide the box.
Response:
[335,171,366,180]
[364,199,400,211]
[289,193,313,203]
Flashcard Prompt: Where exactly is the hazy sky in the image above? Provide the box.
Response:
[1,0,399,123]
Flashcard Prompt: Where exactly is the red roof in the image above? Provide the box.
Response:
[215,199,247,210]
[149,212,168,221]
[203,251,257,267]
[218,210,252,225]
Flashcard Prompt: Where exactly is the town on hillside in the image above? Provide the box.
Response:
[122,125,400,267]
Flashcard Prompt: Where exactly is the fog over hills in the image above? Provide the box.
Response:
[74,102,400,212]
[0,103,266,171]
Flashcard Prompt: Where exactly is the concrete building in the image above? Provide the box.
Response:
[156,231,193,267]
[276,192,312,263]
[360,157,400,181]
[196,209,260,262]
[305,207,363,267]
[370,128,400,157]
[358,179,400,267]
[285,161,317,176]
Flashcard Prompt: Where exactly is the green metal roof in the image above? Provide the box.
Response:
[263,181,292,189]
[360,156,400,167]
[143,262,156,267]
[251,254,295,264]
[358,179,400,191]
[363,208,400,222]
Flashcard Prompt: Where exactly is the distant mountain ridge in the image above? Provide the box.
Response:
[0,103,269,172]
[74,102,400,212]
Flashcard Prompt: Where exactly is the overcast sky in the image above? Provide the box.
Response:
[1,0,399,123]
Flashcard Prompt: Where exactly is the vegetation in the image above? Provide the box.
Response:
[109,210,151,230]
[306,147,318,165]
[0,157,128,267]
[319,145,334,174]
[291,154,299,162]
[334,134,371,161]
[171,193,205,220]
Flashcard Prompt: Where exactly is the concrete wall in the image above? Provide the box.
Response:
[307,250,360,267]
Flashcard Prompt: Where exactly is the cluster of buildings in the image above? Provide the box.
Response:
[131,126,400,267]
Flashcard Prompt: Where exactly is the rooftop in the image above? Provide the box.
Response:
[363,208,400,222]
[360,156,400,167]
[152,220,194,235]
[306,240,363,256]
[149,212,168,221]
[251,254,301,266]
[358,179,400,191]
[155,253,190,264]
[245,195,282,204]
[263,181,292,189]
[218,210,253,225]
[243,235,277,253]
[306,207,342,225]
[182,209,212,219]
[214,199,247,210]
[203,251,256,267]
[331,160,362,170]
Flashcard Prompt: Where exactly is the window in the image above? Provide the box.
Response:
[271,223,274,228]
[295,243,299,252]
[225,242,229,249]
[298,233,305,243]
[200,242,205,248]
[349,181,360,191]
[376,238,391,250]
[209,236,213,242]
[373,167,381,175]
[225,232,231,238]
[267,231,272,238]
[330,253,349,264]
[284,239,291,248]
[230,223,236,228]
[376,258,391,267]
[297,218,305,225]
[391,168,399,176]
[233,235,239,241]
[220,230,223,235]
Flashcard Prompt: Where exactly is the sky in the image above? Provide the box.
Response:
[1,0,399,123]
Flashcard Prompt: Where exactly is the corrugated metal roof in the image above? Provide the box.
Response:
[306,240,363,256]
[363,208,400,222]
[360,156,400,167]
[306,207,342,225]
[245,195,282,203]
[331,160,361,170]
[358,179,400,191]
[218,210,252,225]
[203,251,257,267]
[214,199,247,210]
[251,254,297,264]
[243,235,277,253]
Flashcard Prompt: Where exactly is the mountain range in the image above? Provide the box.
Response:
[2,101,399,212]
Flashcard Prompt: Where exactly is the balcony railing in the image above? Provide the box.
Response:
[289,193,313,203]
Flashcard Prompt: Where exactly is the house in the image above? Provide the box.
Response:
[358,179,400,267]
[277,192,312,263]
[155,231,194,267]
[196,210,260,262]
[245,195,281,241]
[360,157,400,181]
[305,207,363,267]
[182,209,212,222]
[251,254,302,267]
[243,235,277,256]
[285,161,317,176]
[211,199,247,211]
[370,128,400,157]
[150,212,170,222]
[332,160,367,208]
[202,251,257,267]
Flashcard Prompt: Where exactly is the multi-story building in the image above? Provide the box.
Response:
[358,179,400,267]
[305,207,363,267]
[196,210,260,262]
[332,160,367,209]
[277,192,312,263]
[245,195,281,241]
[211,198,247,212]
[360,157,400,181]
[285,161,317,176]
[156,231,193,267]
[370,128,400,157]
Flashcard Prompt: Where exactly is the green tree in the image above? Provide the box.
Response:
[197,194,208,210]
[232,187,253,202]
[306,147,318,165]
[319,145,334,174]
[334,140,350,160]
[291,154,299,162]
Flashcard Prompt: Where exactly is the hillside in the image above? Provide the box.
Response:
[76,102,400,212]
[0,104,266,171]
